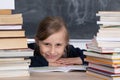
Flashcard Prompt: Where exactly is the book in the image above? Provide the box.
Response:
[0,58,30,64]
[86,42,120,53]
[0,37,28,49]
[0,48,33,58]
[85,56,120,67]
[0,25,22,30]
[0,70,29,77]
[86,56,120,64]
[83,51,120,60]
[29,65,87,73]
[0,14,23,25]
[97,21,120,25]
[0,0,15,10]
[99,25,120,28]
[99,16,120,22]
[98,26,120,36]
[96,25,120,41]
[0,14,22,18]
[87,69,120,80]
[96,37,120,42]
[0,9,12,15]
[0,61,30,70]
[96,11,120,17]
[89,63,120,74]
[88,67,120,77]
[89,37,120,48]
[98,11,120,14]
[93,41,120,48]
[87,11,120,80]
[97,34,120,38]
[0,29,25,37]
[0,57,25,61]
[97,26,120,37]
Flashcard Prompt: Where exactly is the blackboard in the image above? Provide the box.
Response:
[13,0,120,39]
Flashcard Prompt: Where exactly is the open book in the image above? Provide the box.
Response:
[29,65,87,73]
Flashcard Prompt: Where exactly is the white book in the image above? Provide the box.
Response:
[96,11,120,17]
[97,21,120,25]
[0,0,15,10]
[0,25,22,30]
[100,17,120,22]
[96,37,120,41]
[0,62,30,70]
[0,70,29,77]
[0,48,33,58]
[29,65,87,73]
[96,13,120,17]
[83,51,120,60]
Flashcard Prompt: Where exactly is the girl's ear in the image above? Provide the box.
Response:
[35,37,39,46]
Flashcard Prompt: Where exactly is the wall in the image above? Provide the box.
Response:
[13,0,120,39]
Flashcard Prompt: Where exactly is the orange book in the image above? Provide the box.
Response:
[0,10,12,15]
[87,70,120,80]
[89,63,120,74]
[0,29,25,37]
[85,56,120,67]
[0,37,28,49]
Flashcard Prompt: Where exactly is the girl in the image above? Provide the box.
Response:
[29,16,86,67]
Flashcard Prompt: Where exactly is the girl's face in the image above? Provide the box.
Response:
[38,29,67,62]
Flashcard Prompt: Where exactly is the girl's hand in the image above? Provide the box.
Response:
[56,57,82,65]
[49,62,67,67]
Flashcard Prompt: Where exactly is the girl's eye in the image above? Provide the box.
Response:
[44,43,49,46]
[56,43,62,46]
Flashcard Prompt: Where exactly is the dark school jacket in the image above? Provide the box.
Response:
[28,43,87,67]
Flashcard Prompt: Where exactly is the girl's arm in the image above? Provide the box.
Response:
[56,45,87,65]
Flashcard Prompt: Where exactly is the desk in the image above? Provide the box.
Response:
[0,72,100,80]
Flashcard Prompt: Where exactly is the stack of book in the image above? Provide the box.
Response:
[0,0,33,77]
[84,11,120,80]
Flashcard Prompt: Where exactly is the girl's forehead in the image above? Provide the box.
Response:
[43,30,66,42]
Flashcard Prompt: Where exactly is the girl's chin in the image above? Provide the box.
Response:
[47,59,57,63]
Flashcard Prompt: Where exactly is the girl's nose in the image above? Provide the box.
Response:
[50,46,55,55]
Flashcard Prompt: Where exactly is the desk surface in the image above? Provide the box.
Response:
[0,72,100,80]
